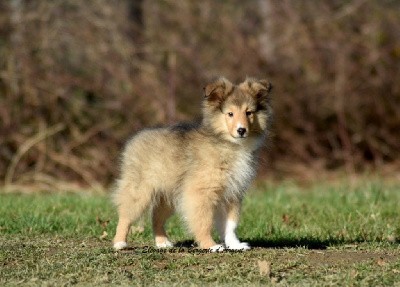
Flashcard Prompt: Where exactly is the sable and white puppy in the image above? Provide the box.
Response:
[113,77,273,251]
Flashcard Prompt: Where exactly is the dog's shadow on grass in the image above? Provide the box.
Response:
[173,238,342,250]
[121,238,398,252]
[245,238,400,249]
[244,238,334,250]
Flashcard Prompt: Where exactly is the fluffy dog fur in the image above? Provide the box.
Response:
[112,77,273,251]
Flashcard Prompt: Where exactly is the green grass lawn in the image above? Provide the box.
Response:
[1,179,399,286]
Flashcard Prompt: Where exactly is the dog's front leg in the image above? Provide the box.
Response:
[181,190,224,252]
[216,200,250,250]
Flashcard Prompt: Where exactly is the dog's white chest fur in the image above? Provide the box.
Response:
[224,152,255,199]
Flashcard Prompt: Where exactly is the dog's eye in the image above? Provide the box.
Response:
[246,111,253,116]
[227,112,234,117]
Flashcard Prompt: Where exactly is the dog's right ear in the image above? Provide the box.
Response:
[203,77,233,105]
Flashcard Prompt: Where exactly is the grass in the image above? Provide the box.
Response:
[1,179,399,286]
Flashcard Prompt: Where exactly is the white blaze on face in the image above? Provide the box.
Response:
[236,123,244,130]
[224,105,250,138]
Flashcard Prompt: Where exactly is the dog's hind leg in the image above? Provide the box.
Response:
[152,196,174,248]
[113,184,154,250]
[215,200,250,250]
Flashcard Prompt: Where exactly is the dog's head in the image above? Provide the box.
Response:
[202,77,273,147]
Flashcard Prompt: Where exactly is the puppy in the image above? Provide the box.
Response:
[112,77,273,251]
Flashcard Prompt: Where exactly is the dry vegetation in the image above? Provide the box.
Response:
[0,0,399,189]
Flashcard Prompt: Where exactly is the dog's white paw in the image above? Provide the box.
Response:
[113,241,128,250]
[209,244,225,252]
[226,242,251,251]
[156,240,174,248]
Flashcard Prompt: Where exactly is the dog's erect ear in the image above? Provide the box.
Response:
[257,79,273,94]
[203,77,233,104]
[240,78,272,101]
[254,79,272,102]
[239,78,272,110]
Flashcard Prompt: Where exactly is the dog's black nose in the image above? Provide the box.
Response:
[237,127,246,137]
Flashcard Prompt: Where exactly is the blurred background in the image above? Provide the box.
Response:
[1,0,399,191]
